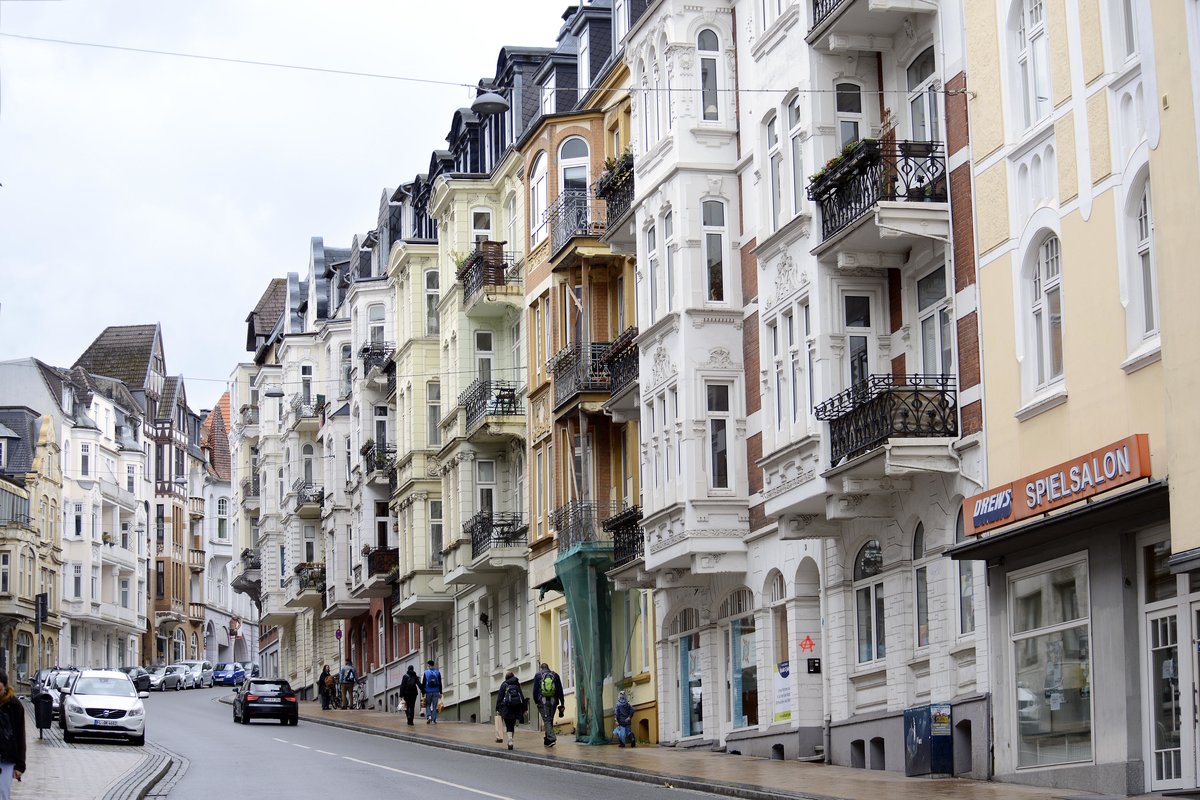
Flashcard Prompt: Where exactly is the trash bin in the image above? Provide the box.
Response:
[903,703,953,776]
[32,692,53,736]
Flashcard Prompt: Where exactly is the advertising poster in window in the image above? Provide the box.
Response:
[773,660,792,722]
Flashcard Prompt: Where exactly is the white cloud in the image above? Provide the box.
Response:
[0,0,568,408]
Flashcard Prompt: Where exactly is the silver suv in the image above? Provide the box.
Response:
[61,669,148,745]
[178,660,214,688]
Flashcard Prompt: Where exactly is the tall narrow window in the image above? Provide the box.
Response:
[913,523,930,648]
[614,0,629,45]
[787,310,801,424]
[426,383,441,447]
[706,383,731,489]
[1118,0,1137,59]
[505,195,517,255]
[917,266,954,374]
[854,540,885,663]
[1016,0,1051,128]
[302,444,314,485]
[475,330,494,384]
[698,30,720,122]
[1031,235,1064,387]
[767,114,784,230]
[577,27,590,100]
[530,154,549,245]
[1134,183,1158,337]
[768,320,783,430]
[788,96,804,213]
[956,511,976,634]
[702,200,726,302]
[647,224,659,322]
[367,304,385,344]
[471,209,492,247]
[425,270,440,336]
[844,294,874,387]
[126,464,136,493]
[80,443,90,477]
[340,345,352,397]
[301,364,313,405]
[429,500,444,566]
[907,47,940,143]
[835,83,864,148]
[664,212,675,312]
[541,73,556,116]
[559,137,590,232]
[217,497,228,540]
[476,460,495,515]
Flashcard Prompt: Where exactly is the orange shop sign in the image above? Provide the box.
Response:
[962,434,1151,537]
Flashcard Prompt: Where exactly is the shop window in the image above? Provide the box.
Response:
[956,510,976,634]
[1011,558,1091,767]
[854,540,885,663]
[1143,540,1176,603]
[669,608,703,737]
[721,588,758,728]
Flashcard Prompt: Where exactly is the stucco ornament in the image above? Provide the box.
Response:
[650,345,675,386]
[704,347,736,369]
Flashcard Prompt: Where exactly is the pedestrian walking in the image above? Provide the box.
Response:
[0,670,26,800]
[318,665,333,710]
[399,665,420,726]
[338,659,357,710]
[420,660,443,724]
[495,671,527,751]
[533,661,564,748]
[614,691,636,747]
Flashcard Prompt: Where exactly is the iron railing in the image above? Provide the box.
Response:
[289,394,319,421]
[807,139,948,240]
[552,501,623,553]
[365,547,399,578]
[549,188,607,256]
[294,563,326,591]
[291,480,324,511]
[603,505,644,567]
[360,341,395,374]
[466,511,529,559]
[595,154,635,225]
[385,363,397,397]
[811,0,849,29]
[240,406,259,426]
[457,243,520,305]
[461,379,522,430]
[814,374,958,467]
[364,444,397,474]
[601,327,639,397]
[239,548,262,571]
[239,476,260,500]
[552,342,612,408]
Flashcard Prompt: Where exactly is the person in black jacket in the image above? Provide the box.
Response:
[0,669,26,800]
[495,672,527,751]
[399,666,420,726]
[533,662,565,748]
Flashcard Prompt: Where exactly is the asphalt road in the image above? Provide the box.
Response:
[144,686,726,800]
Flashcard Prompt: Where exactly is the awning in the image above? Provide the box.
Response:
[947,480,1168,562]
[534,576,563,600]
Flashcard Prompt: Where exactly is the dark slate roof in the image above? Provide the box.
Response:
[160,376,181,417]
[250,279,287,338]
[73,324,160,390]
[0,407,41,476]
[90,374,142,418]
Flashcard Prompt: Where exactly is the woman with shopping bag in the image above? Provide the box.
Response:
[399,665,420,726]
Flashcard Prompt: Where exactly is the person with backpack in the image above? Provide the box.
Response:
[420,660,442,724]
[495,671,527,751]
[399,665,420,726]
[338,659,357,710]
[0,669,26,800]
[318,665,333,710]
[614,690,636,747]
[533,661,564,748]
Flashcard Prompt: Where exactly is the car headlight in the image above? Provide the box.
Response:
[128,706,145,718]
[66,701,83,714]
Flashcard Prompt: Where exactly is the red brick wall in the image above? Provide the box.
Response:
[746,432,763,496]
[887,268,903,333]
[945,73,971,156]
[743,311,761,416]
[741,239,758,302]
[960,399,982,436]
[957,310,980,390]
[892,353,906,378]
[950,164,976,294]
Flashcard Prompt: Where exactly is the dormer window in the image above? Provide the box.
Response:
[542,74,556,116]
[578,28,590,101]
[0,438,6,470]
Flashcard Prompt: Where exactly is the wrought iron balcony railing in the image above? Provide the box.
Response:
[289,393,319,421]
[240,476,260,500]
[239,547,262,571]
[601,327,639,398]
[365,546,399,578]
[363,444,397,473]
[460,379,522,430]
[552,501,623,553]
[360,341,395,374]
[385,363,397,397]
[807,139,948,240]
[549,188,606,256]
[602,505,644,567]
[240,406,259,426]
[812,0,849,29]
[291,481,324,511]
[552,342,612,408]
[457,243,521,305]
[814,374,958,467]
[293,562,326,591]
[466,511,529,559]
[595,153,634,225]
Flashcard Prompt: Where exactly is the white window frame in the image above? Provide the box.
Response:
[1131,180,1158,339]
[429,500,444,566]
[853,539,886,664]
[646,223,659,323]
[475,330,494,384]
[425,270,440,337]
[476,459,496,515]
[906,47,941,143]
[916,264,955,375]
[912,523,932,649]
[426,382,441,448]
[578,27,590,101]
[705,382,733,492]
[541,73,556,116]
[702,200,727,304]
[835,82,865,149]
[663,211,675,312]
[1014,0,1051,130]
[471,207,492,248]
[530,154,549,246]
[1030,235,1065,389]
[367,304,385,344]
[697,30,721,123]
[766,113,784,231]
[787,95,804,216]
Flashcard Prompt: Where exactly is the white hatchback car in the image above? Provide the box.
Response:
[61,669,149,745]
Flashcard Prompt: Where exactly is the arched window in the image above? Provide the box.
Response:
[303,444,315,485]
[720,588,758,727]
[1131,180,1158,338]
[190,632,199,660]
[173,628,185,662]
[559,137,590,193]
[1013,0,1050,129]
[766,112,784,230]
[853,540,885,663]
[702,200,727,302]
[367,304,385,344]
[529,153,549,245]
[835,82,864,148]
[912,523,931,647]
[638,60,650,147]
[424,270,440,337]
[1030,235,1064,387]
[217,497,229,540]
[907,47,940,142]
[697,30,720,122]
[766,570,789,667]
[667,608,703,737]
[649,48,661,142]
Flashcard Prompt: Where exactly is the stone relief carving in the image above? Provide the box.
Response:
[704,347,736,370]
[650,346,675,387]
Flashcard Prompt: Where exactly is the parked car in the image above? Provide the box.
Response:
[29,670,49,699]
[232,678,298,725]
[240,662,261,678]
[118,666,152,694]
[147,665,180,691]
[60,669,148,745]
[40,670,79,718]
[178,660,214,688]
[167,664,196,690]
[213,662,246,686]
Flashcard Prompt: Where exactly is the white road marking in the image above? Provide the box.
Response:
[293,744,311,750]
[272,738,288,743]
[342,756,517,800]
[315,749,337,756]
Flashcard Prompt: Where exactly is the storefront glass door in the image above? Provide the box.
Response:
[1147,610,1183,788]
[678,633,703,737]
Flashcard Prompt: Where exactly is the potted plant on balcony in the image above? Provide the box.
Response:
[102,532,114,546]
[362,544,372,557]
[595,146,633,197]
[360,438,376,456]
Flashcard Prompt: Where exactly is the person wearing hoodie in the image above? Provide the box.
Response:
[495,671,527,751]
[0,670,25,800]
[318,665,333,710]
[399,666,421,726]
[614,691,636,748]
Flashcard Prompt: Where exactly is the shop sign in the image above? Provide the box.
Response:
[963,434,1151,536]
[773,661,792,723]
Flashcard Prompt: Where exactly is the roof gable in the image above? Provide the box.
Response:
[73,324,162,391]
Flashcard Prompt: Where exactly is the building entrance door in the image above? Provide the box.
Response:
[1147,609,1184,790]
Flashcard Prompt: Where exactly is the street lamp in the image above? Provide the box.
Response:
[264,386,285,399]
[471,86,510,117]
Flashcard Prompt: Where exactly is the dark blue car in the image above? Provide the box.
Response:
[213,662,246,686]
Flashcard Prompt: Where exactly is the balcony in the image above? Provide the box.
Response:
[600,328,638,421]
[360,341,395,381]
[385,362,397,399]
[392,570,454,623]
[809,0,937,47]
[100,602,138,628]
[285,563,326,609]
[460,379,523,439]
[99,539,137,570]
[292,480,324,518]
[289,394,320,433]
[322,580,370,619]
[597,154,635,251]
[154,599,186,629]
[259,591,297,627]
[231,548,261,598]
[549,188,606,258]
[467,511,528,559]
[814,374,958,468]
[355,547,399,598]
[188,548,205,572]
[604,506,645,568]
[457,242,522,312]
[188,496,205,520]
[188,601,206,621]
[807,139,948,247]
[552,342,611,410]
[363,444,396,485]
[99,479,139,511]
[240,405,260,427]
[552,501,622,553]
[240,476,260,514]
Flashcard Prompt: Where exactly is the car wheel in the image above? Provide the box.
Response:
[240,710,250,725]
[233,708,240,724]
[289,716,298,726]
[131,733,145,746]
[176,681,182,691]
[63,729,76,743]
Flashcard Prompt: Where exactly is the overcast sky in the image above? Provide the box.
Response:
[0,0,568,410]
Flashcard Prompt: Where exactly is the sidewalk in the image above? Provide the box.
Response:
[15,701,177,800]
[286,700,1109,800]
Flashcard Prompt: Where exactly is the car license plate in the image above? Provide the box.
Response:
[95,719,120,727]
[260,698,280,703]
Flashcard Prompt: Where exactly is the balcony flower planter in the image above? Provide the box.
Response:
[595,151,634,198]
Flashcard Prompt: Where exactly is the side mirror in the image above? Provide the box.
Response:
[231,686,239,693]
[138,691,150,699]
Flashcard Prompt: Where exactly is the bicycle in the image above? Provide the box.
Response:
[352,676,369,710]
